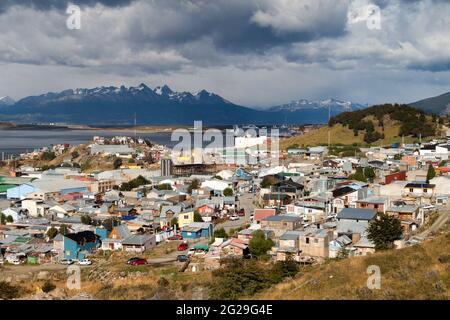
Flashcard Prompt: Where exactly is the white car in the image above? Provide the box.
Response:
[60,259,74,265]
[78,259,92,266]
[11,259,22,265]
[229,215,239,221]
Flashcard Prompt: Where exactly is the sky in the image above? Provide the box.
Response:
[1,0,450,107]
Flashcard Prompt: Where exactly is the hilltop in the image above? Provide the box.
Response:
[254,225,450,300]
[281,104,442,149]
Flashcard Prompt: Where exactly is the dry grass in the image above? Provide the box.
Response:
[281,120,430,150]
[254,230,450,300]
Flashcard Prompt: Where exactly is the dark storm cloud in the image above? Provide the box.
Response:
[0,0,135,13]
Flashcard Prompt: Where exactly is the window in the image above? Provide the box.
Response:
[374,204,379,209]
[423,189,428,193]
[409,188,414,193]
[306,237,309,244]
[314,239,319,244]
[184,215,189,219]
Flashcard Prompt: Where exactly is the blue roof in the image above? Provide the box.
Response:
[337,208,376,220]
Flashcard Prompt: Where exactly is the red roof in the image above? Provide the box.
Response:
[254,209,276,222]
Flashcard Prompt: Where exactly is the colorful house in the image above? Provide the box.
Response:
[55,231,101,261]
[181,222,214,239]
[177,210,195,228]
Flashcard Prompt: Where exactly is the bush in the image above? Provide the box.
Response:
[249,230,274,258]
[0,281,20,299]
[42,281,56,293]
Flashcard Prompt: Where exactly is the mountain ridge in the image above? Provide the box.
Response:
[0,83,367,125]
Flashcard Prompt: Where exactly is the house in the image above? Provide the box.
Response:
[262,193,292,207]
[260,214,303,237]
[1,207,26,222]
[332,186,366,214]
[196,204,216,215]
[219,238,250,257]
[355,196,387,214]
[181,222,214,239]
[403,182,435,204]
[253,208,276,223]
[101,225,131,251]
[54,231,101,261]
[298,229,331,258]
[384,171,407,184]
[121,234,156,253]
[336,208,377,242]
[272,179,305,200]
[111,206,137,217]
[329,235,352,258]
[353,236,376,256]
[386,205,420,222]
[177,210,195,228]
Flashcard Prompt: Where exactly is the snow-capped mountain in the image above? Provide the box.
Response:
[269,98,368,113]
[0,96,15,106]
[0,84,370,125]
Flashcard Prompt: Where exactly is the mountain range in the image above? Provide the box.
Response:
[0,84,366,125]
[0,83,447,125]
[409,91,450,115]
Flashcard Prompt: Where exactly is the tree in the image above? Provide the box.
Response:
[103,218,119,231]
[170,217,178,228]
[187,179,200,194]
[0,213,6,225]
[113,158,123,169]
[348,167,367,182]
[155,183,172,190]
[367,214,403,250]
[40,151,56,161]
[59,224,69,236]
[260,176,277,188]
[426,163,436,183]
[223,187,233,197]
[213,227,228,239]
[5,215,13,223]
[194,211,203,222]
[71,151,79,159]
[249,230,274,258]
[81,215,92,225]
[47,227,58,239]
[364,167,376,182]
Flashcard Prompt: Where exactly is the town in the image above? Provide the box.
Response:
[0,124,449,300]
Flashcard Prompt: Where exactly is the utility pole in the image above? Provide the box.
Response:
[134,113,137,140]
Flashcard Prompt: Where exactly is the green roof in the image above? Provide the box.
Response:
[0,184,16,192]
[193,245,209,251]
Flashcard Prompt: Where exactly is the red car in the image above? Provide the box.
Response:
[128,258,147,266]
[168,234,183,241]
[238,208,245,217]
[178,243,188,251]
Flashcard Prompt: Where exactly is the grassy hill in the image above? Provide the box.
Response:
[282,104,442,149]
[254,226,450,300]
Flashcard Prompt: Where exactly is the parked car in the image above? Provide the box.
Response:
[178,242,189,251]
[60,259,74,265]
[129,258,148,266]
[238,208,245,216]
[11,259,23,265]
[126,257,142,265]
[168,234,183,241]
[177,255,189,262]
[78,259,92,266]
[187,248,196,256]
[229,215,239,221]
